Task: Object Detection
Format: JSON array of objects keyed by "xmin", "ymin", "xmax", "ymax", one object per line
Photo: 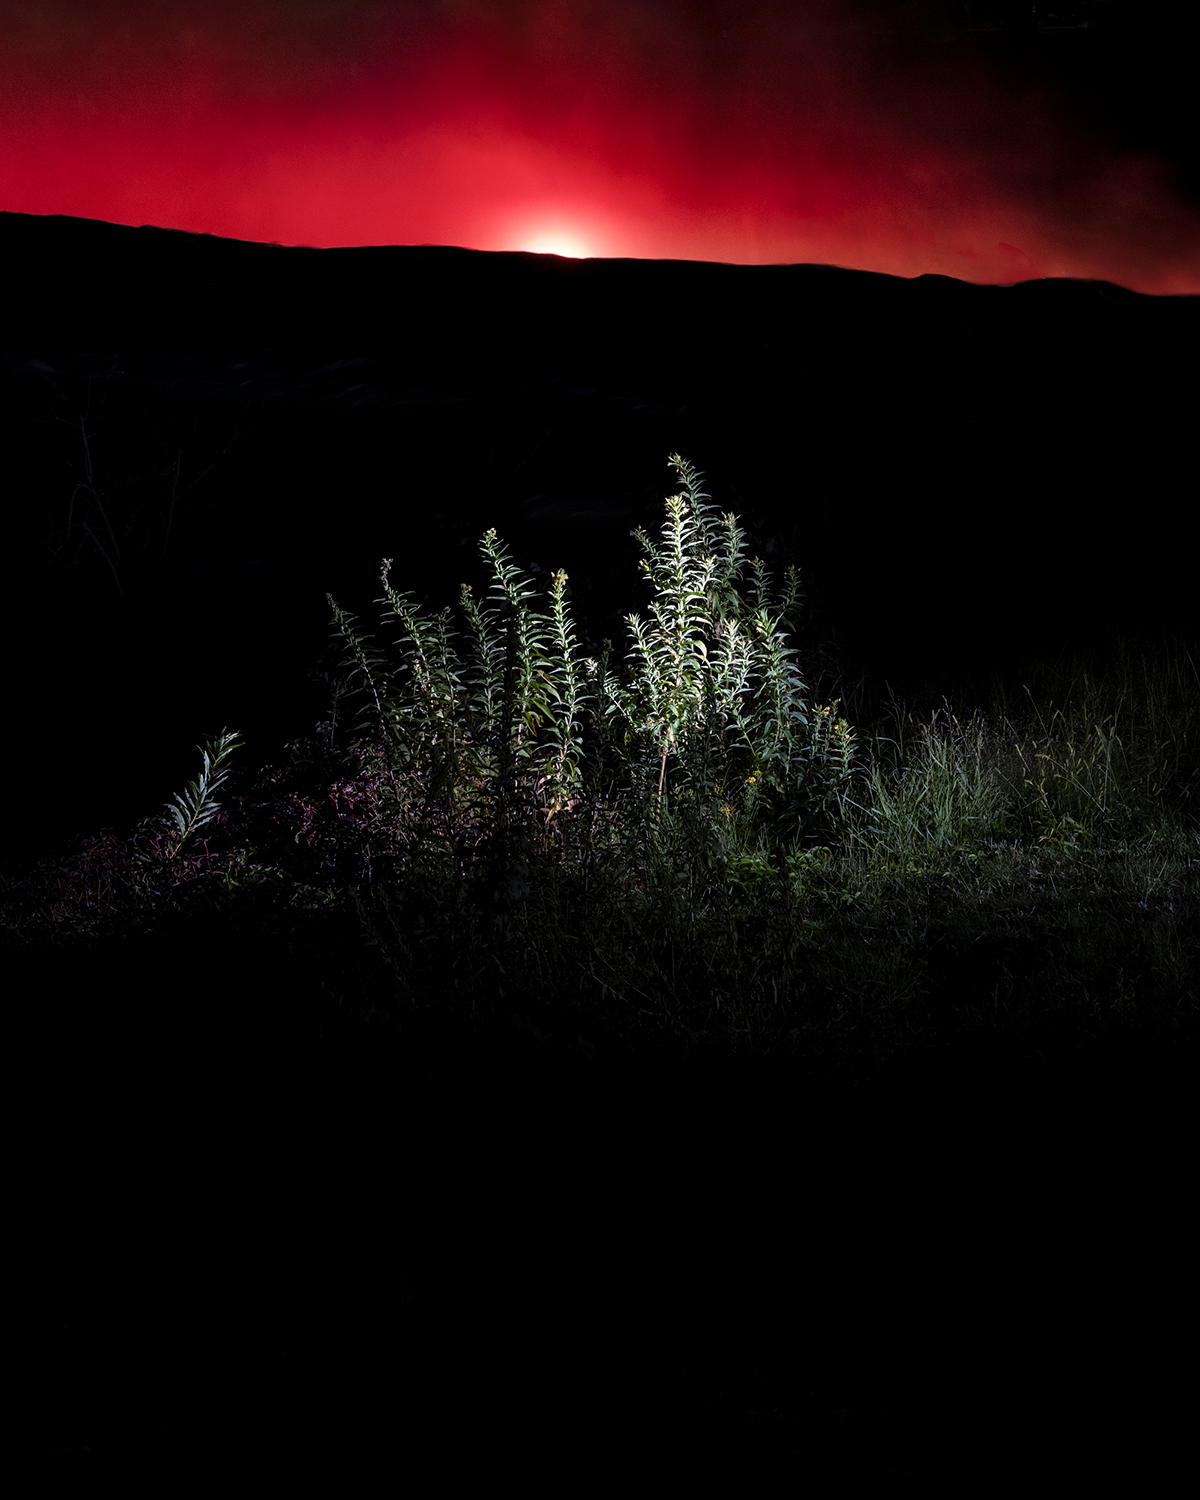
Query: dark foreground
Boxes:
[{"xmin": 15, "ymin": 919, "xmax": 1196, "ymax": 1488}]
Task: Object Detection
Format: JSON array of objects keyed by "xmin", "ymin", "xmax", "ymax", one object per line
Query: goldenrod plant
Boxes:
[
  {"xmin": 620, "ymin": 454, "xmax": 816, "ymax": 806},
  {"xmin": 325, "ymin": 455, "xmax": 853, "ymax": 841},
  {"xmin": 162, "ymin": 728, "xmax": 244, "ymax": 860}
]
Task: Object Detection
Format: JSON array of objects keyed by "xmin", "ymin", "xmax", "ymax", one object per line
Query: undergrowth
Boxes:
[{"xmin": 4, "ymin": 457, "xmax": 1199, "ymax": 1076}]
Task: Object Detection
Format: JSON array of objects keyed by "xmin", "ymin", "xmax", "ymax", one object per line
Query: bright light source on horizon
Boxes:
[{"xmin": 519, "ymin": 233, "xmax": 591, "ymax": 259}]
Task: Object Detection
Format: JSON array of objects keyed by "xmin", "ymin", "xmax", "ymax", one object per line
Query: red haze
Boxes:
[{"xmin": 3, "ymin": 1, "xmax": 1198, "ymax": 292}]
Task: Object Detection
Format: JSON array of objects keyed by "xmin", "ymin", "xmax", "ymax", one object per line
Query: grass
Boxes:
[{"xmin": 4, "ymin": 458, "xmax": 1198, "ymax": 1083}]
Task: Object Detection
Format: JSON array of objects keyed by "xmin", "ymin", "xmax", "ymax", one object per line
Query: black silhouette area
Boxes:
[{"xmin": 6, "ymin": 213, "xmax": 1196, "ymax": 1489}]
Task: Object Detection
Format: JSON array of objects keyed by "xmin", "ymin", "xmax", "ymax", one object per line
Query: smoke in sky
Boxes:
[{"xmin": 3, "ymin": 0, "xmax": 1198, "ymax": 290}]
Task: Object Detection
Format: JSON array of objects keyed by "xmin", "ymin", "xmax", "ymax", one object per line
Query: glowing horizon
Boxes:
[{"xmin": 3, "ymin": 2, "xmax": 1198, "ymax": 293}]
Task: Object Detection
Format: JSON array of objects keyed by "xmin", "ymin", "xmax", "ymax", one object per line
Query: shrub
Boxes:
[
  {"xmin": 323, "ymin": 455, "xmax": 857, "ymax": 855},
  {"xmin": 314, "ymin": 455, "xmax": 858, "ymax": 1044}
]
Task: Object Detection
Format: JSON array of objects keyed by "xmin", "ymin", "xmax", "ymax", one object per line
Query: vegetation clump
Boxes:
[{"xmin": 3, "ymin": 458, "xmax": 1198, "ymax": 1075}]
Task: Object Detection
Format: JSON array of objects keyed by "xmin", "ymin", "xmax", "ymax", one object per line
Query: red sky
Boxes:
[{"xmin": 3, "ymin": 0, "xmax": 1198, "ymax": 291}]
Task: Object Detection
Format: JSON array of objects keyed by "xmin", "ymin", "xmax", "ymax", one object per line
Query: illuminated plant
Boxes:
[
  {"xmin": 326, "ymin": 535, "xmax": 598, "ymax": 836},
  {"xmin": 324, "ymin": 456, "xmax": 855, "ymax": 850},
  {"xmin": 162, "ymin": 728, "xmax": 244, "ymax": 859},
  {"xmin": 618, "ymin": 454, "xmax": 835, "ymax": 811}
]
